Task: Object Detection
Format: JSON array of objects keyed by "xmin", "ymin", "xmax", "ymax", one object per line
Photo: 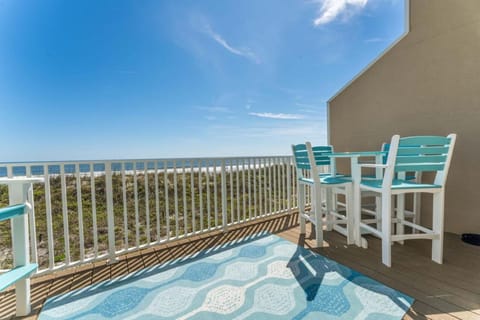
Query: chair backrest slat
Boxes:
[
  {"xmin": 396, "ymin": 146, "xmax": 449, "ymax": 155},
  {"xmin": 292, "ymin": 144, "xmax": 311, "ymax": 171},
  {"xmin": 291, "ymin": 143, "xmax": 334, "ymax": 178},
  {"xmin": 394, "ymin": 136, "xmax": 452, "ymax": 173},
  {"xmin": 382, "ymin": 134, "xmax": 456, "ymax": 188},
  {"xmin": 397, "ymin": 136, "xmax": 451, "ymax": 146},
  {"xmin": 311, "ymin": 145, "xmax": 333, "ymax": 166}
]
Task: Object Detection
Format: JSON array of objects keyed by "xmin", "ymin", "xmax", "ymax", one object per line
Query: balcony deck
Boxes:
[{"xmin": 1, "ymin": 213, "xmax": 479, "ymax": 320}]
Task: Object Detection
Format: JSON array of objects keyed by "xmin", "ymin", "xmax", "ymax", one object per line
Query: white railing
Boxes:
[{"xmin": 0, "ymin": 156, "xmax": 299, "ymax": 275}]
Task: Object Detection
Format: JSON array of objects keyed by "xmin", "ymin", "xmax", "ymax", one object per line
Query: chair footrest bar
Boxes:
[
  {"xmin": 391, "ymin": 234, "xmax": 438, "ymax": 241},
  {"xmin": 359, "ymin": 223, "xmax": 382, "ymax": 238},
  {"xmin": 401, "ymin": 219, "xmax": 434, "ymax": 234},
  {"xmin": 329, "ymin": 211, "xmax": 347, "ymax": 220},
  {"xmin": 361, "ymin": 208, "xmax": 377, "ymax": 216},
  {"xmin": 361, "ymin": 218, "xmax": 379, "ymax": 224}
]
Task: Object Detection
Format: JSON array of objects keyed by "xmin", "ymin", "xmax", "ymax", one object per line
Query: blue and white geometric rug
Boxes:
[{"xmin": 39, "ymin": 233, "xmax": 413, "ymax": 319}]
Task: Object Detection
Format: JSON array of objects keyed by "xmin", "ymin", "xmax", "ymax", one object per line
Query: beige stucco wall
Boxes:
[{"xmin": 328, "ymin": 0, "xmax": 480, "ymax": 234}]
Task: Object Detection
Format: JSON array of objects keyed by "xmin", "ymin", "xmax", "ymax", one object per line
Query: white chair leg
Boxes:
[
  {"xmin": 298, "ymin": 183, "xmax": 306, "ymax": 234},
  {"xmin": 375, "ymin": 195, "xmax": 382, "ymax": 231},
  {"xmin": 314, "ymin": 186, "xmax": 324, "ymax": 247},
  {"xmin": 397, "ymin": 193, "xmax": 405, "ymax": 245},
  {"xmin": 381, "ymin": 192, "xmax": 392, "ymax": 267},
  {"xmin": 325, "ymin": 188, "xmax": 333, "ymax": 231},
  {"xmin": 432, "ymin": 191, "xmax": 445, "ymax": 264},
  {"xmin": 413, "ymin": 192, "xmax": 421, "ymax": 233},
  {"xmin": 346, "ymin": 185, "xmax": 354, "ymax": 245}
]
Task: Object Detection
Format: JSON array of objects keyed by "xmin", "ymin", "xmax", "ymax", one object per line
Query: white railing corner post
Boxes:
[
  {"xmin": 105, "ymin": 162, "xmax": 117, "ymax": 263},
  {"xmin": 221, "ymin": 159, "xmax": 228, "ymax": 232}
]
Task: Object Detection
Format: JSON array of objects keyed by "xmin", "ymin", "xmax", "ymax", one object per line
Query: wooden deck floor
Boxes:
[{"xmin": 1, "ymin": 213, "xmax": 479, "ymax": 320}]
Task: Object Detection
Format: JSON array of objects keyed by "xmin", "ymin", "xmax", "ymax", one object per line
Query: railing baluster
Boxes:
[
  {"xmin": 282, "ymin": 158, "xmax": 286, "ymax": 211},
  {"xmin": 198, "ymin": 160, "xmax": 203, "ymax": 232},
  {"xmin": 60, "ymin": 164, "xmax": 71, "ymax": 265},
  {"xmin": 75, "ymin": 164, "xmax": 85, "ymax": 261},
  {"xmin": 155, "ymin": 161, "xmax": 160, "ymax": 242},
  {"xmin": 213, "ymin": 161, "xmax": 218, "ymax": 228},
  {"xmin": 287, "ymin": 158, "xmax": 292, "ymax": 214},
  {"xmin": 206, "ymin": 161, "xmax": 211, "ymax": 229},
  {"xmin": 144, "ymin": 161, "xmax": 150, "ymax": 244},
  {"xmin": 221, "ymin": 159, "xmax": 227, "ymax": 231},
  {"xmin": 91, "ymin": 163, "xmax": 99, "ymax": 256},
  {"xmin": 121, "ymin": 163, "xmax": 128, "ymax": 250},
  {"xmin": 264, "ymin": 159, "xmax": 268, "ymax": 216},
  {"xmin": 278, "ymin": 158, "xmax": 282, "ymax": 211},
  {"xmin": 182, "ymin": 160, "xmax": 187, "ymax": 235},
  {"xmin": 164, "ymin": 160, "xmax": 170, "ymax": 241},
  {"xmin": 253, "ymin": 158, "xmax": 257, "ymax": 218},
  {"xmin": 173, "ymin": 160, "xmax": 179, "ymax": 238},
  {"xmin": 190, "ymin": 161, "xmax": 196, "ymax": 234},
  {"xmin": 229, "ymin": 160, "xmax": 234, "ymax": 223},
  {"xmin": 133, "ymin": 163, "xmax": 140, "ymax": 248},
  {"xmin": 258, "ymin": 159, "xmax": 262, "ymax": 217},
  {"xmin": 247, "ymin": 159, "xmax": 251, "ymax": 220},
  {"xmin": 43, "ymin": 165, "xmax": 54, "ymax": 269}
]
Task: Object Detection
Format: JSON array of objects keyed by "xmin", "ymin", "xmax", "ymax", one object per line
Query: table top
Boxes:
[{"xmin": 329, "ymin": 151, "xmax": 386, "ymax": 158}]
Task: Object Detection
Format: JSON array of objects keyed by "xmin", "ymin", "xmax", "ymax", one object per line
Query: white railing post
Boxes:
[
  {"xmin": 221, "ymin": 159, "xmax": 228, "ymax": 232},
  {"xmin": 287, "ymin": 157, "xmax": 292, "ymax": 214},
  {"xmin": 105, "ymin": 162, "xmax": 117, "ymax": 263}
]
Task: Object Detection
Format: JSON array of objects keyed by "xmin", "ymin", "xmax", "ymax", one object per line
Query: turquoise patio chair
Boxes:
[
  {"xmin": 357, "ymin": 134, "xmax": 456, "ymax": 267},
  {"xmin": 291, "ymin": 142, "xmax": 354, "ymax": 247}
]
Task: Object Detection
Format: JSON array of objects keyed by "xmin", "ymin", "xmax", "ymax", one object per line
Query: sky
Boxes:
[{"xmin": 0, "ymin": 0, "xmax": 405, "ymax": 161}]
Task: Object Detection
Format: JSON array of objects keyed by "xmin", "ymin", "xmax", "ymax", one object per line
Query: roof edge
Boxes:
[
  {"xmin": 327, "ymin": 0, "xmax": 410, "ymax": 145},
  {"xmin": 327, "ymin": 0, "xmax": 410, "ymax": 105}
]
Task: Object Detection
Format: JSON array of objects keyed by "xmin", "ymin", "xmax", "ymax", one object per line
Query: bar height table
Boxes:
[{"xmin": 328, "ymin": 151, "xmax": 386, "ymax": 248}]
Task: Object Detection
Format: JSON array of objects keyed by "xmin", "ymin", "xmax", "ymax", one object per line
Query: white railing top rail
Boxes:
[{"xmin": 0, "ymin": 155, "xmax": 292, "ymax": 167}]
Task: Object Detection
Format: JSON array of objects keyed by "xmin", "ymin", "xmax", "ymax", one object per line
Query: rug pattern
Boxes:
[{"xmin": 39, "ymin": 234, "xmax": 413, "ymax": 319}]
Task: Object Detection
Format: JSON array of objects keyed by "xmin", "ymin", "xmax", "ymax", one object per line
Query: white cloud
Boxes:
[
  {"xmin": 196, "ymin": 106, "xmax": 231, "ymax": 113},
  {"xmin": 203, "ymin": 24, "xmax": 260, "ymax": 64},
  {"xmin": 313, "ymin": 0, "xmax": 368, "ymax": 26},
  {"xmin": 248, "ymin": 112, "xmax": 305, "ymax": 120}
]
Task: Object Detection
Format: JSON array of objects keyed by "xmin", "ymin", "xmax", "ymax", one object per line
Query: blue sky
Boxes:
[{"xmin": 0, "ymin": 0, "xmax": 405, "ymax": 161}]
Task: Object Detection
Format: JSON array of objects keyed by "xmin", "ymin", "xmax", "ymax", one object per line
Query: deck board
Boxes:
[{"xmin": 1, "ymin": 212, "xmax": 479, "ymax": 320}]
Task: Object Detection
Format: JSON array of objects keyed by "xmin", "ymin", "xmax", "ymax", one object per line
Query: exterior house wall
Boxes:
[{"xmin": 328, "ymin": 0, "xmax": 480, "ymax": 234}]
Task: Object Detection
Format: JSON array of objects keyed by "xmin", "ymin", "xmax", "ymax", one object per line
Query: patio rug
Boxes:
[{"xmin": 39, "ymin": 233, "xmax": 413, "ymax": 319}]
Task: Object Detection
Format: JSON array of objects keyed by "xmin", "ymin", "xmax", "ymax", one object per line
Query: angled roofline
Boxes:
[{"xmin": 327, "ymin": 0, "xmax": 410, "ymax": 144}]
